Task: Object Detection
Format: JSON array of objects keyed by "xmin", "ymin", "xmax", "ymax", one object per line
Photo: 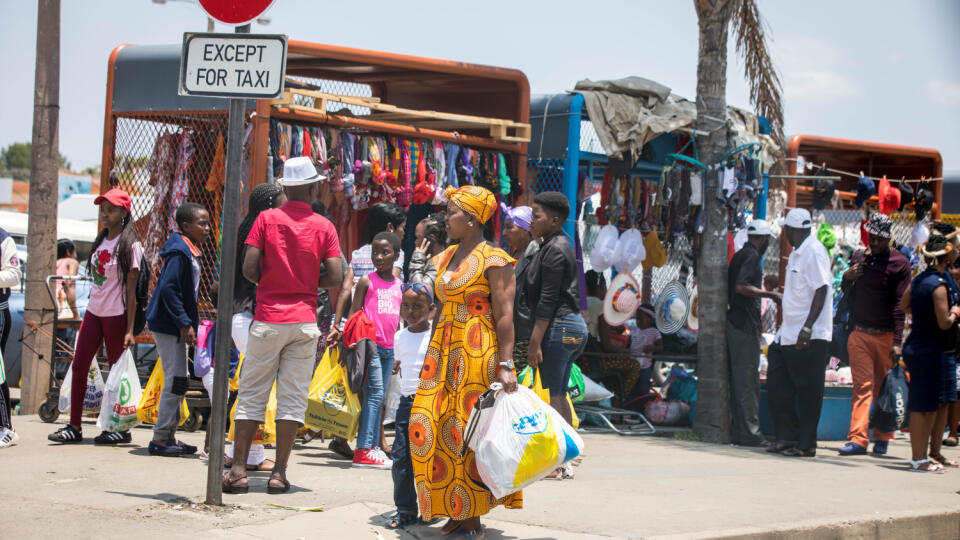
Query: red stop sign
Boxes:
[{"xmin": 198, "ymin": 0, "xmax": 276, "ymax": 25}]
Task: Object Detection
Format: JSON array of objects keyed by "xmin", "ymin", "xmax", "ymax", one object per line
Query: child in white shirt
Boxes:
[{"xmin": 387, "ymin": 282, "xmax": 435, "ymax": 529}]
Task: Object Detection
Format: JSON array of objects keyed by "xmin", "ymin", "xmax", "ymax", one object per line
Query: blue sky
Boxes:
[{"xmin": 1, "ymin": 0, "xmax": 958, "ymax": 174}]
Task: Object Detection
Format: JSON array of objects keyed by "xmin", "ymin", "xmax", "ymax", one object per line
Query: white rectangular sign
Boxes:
[{"xmin": 179, "ymin": 33, "xmax": 287, "ymax": 99}]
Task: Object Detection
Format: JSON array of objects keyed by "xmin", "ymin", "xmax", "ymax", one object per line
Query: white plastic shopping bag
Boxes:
[
  {"xmin": 96, "ymin": 350, "xmax": 142, "ymax": 432},
  {"xmin": 59, "ymin": 361, "xmax": 105, "ymax": 415},
  {"xmin": 382, "ymin": 375, "xmax": 402, "ymax": 425},
  {"xmin": 471, "ymin": 385, "xmax": 584, "ymax": 499}
]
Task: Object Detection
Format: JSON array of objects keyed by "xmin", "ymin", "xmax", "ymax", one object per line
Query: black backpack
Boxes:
[{"xmin": 132, "ymin": 254, "xmax": 151, "ymax": 335}]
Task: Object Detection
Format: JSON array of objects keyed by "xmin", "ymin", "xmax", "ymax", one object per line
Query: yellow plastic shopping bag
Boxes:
[
  {"xmin": 137, "ymin": 359, "xmax": 191, "ymax": 426},
  {"xmin": 523, "ymin": 367, "xmax": 580, "ymax": 430},
  {"xmin": 305, "ymin": 346, "xmax": 361, "ymax": 440},
  {"xmin": 227, "ymin": 382, "xmax": 277, "ymax": 445}
]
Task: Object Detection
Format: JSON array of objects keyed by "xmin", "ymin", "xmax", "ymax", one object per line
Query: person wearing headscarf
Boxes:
[
  {"xmin": 837, "ymin": 213, "xmax": 911, "ymax": 457},
  {"xmin": 410, "ymin": 185, "xmax": 521, "ymax": 537},
  {"xmin": 900, "ymin": 228, "xmax": 960, "ymax": 472},
  {"xmin": 501, "ymin": 202, "xmax": 538, "ymax": 373}
]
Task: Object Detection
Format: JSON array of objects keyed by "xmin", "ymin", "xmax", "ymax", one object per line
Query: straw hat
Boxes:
[{"xmin": 603, "ymin": 271, "xmax": 641, "ymax": 327}]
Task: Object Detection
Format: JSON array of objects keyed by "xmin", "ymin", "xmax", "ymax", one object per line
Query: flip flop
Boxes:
[
  {"xmin": 909, "ymin": 459, "xmax": 945, "ymax": 473},
  {"xmin": 222, "ymin": 472, "xmax": 249, "ymax": 494},
  {"xmin": 267, "ymin": 473, "xmax": 290, "ymax": 494},
  {"xmin": 781, "ymin": 447, "xmax": 816, "ymax": 457},
  {"xmin": 943, "ymin": 437, "xmax": 959, "ymax": 447},
  {"xmin": 930, "ymin": 454, "xmax": 960, "ymax": 467},
  {"xmin": 386, "ymin": 512, "xmax": 417, "ymax": 530}
]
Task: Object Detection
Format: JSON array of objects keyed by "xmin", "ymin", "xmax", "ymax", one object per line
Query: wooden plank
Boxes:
[{"xmin": 274, "ymin": 88, "xmax": 531, "ymax": 142}]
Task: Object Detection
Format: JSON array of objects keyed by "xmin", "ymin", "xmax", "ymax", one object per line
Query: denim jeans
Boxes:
[
  {"xmin": 539, "ymin": 313, "xmax": 588, "ymax": 396},
  {"xmin": 391, "ymin": 395, "xmax": 417, "ymax": 516},
  {"xmin": 357, "ymin": 345, "xmax": 394, "ymax": 449}
]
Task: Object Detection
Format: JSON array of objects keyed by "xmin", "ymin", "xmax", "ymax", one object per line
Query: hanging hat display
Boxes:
[
  {"xmin": 641, "ymin": 231, "xmax": 668, "ymax": 269},
  {"xmin": 877, "ymin": 177, "xmax": 900, "ymax": 215},
  {"xmin": 854, "ymin": 175, "xmax": 875, "ymax": 209},
  {"xmin": 612, "ymin": 228, "xmax": 646, "ymax": 272},
  {"xmin": 654, "ymin": 281, "xmax": 690, "ymax": 335},
  {"xmin": 914, "ymin": 181, "xmax": 934, "ymax": 221},
  {"xmin": 686, "ymin": 285, "xmax": 699, "ymax": 332},
  {"xmin": 603, "ymin": 271, "xmax": 641, "ymax": 327},
  {"xmin": 590, "ymin": 225, "xmax": 620, "ymax": 271},
  {"xmin": 812, "ymin": 171, "xmax": 836, "ymax": 211},
  {"xmin": 898, "ymin": 180, "xmax": 914, "ymax": 211}
]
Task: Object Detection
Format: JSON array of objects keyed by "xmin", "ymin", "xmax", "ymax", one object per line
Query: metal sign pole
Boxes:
[{"xmin": 205, "ymin": 22, "xmax": 251, "ymax": 507}]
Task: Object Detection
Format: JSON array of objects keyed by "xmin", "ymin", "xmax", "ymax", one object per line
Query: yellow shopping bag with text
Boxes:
[
  {"xmin": 227, "ymin": 382, "xmax": 277, "ymax": 446},
  {"xmin": 136, "ymin": 359, "xmax": 191, "ymax": 426},
  {"xmin": 305, "ymin": 346, "xmax": 361, "ymax": 440}
]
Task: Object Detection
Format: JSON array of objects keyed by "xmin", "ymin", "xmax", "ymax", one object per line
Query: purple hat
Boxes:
[{"xmin": 500, "ymin": 202, "xmax": 533, "ymax": 231}]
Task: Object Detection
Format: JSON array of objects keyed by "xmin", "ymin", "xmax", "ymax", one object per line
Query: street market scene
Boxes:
[{"xmin": 1, "ymin": 1, "xmax": 960, "ymax": 539}]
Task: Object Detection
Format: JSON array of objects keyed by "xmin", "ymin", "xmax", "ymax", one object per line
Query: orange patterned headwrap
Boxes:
[{"xmin": 445, "ymin": 185, "xmax": 497, "ymax": 224}]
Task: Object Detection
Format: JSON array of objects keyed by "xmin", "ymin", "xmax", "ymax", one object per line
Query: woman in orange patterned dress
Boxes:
[{"xmin": 410, "ymin": 186, "xmax": 521, "ymax": 538}]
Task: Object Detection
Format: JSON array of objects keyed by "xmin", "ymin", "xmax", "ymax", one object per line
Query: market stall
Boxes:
[
  {"xmin": 527, "ymin": 77, "xmax": 781, "ymax": 423},
  {"xmin": 99, "ymin": 40, "xmax": 532, "ymax": 320}
]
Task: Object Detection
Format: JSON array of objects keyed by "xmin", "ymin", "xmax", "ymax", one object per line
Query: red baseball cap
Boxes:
[{"xmin": 94, "ymin": 188, "xmax": 132, "ymax": 212}]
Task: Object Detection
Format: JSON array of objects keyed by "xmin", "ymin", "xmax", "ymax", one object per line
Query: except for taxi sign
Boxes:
[{"xmin": 179, "ymin": 33, "xmax": 287, "ymax": 99}]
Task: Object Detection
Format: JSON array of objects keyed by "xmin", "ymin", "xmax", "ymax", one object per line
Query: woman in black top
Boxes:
[{"xmin": 524, "ymin": 191, "xmax": 588, "ymax": 427}]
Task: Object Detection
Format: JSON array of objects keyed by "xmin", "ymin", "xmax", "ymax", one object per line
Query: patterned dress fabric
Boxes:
[{"xmin": 411, "ymin": 242, "xmax": 522, "ymax": 520}]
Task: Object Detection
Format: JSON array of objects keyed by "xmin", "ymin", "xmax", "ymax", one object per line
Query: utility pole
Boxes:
[
  {"xmin": 205, "ymin": 22, "xmax": 251, "ymax": 507},
  {"xmin": 21, "ymin": 0, "xmax": 61, "ymax": 414}
]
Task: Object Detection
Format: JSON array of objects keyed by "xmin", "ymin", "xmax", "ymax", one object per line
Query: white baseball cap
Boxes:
[
  {"xmin": 746, "ymin": 219, "xmax": 774, "ymax": 236},
  {"xmin": 779, "ymin": 208, "xmax": 812, "ymax": 229},
  {"xmin": 278, "ymin": 156, "xmax": 326, "ymax": 187}
]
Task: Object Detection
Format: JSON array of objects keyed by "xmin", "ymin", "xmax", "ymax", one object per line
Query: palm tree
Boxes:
[{"xmin": 693, "ymin": 0, "xmax": 783, "ymax": 443}]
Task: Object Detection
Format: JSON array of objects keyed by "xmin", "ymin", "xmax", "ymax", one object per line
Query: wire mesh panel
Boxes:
[
  {"xmin": 108, "ymin": 112, "xmax": 235, "ymax": 319},
  {"xmin": 286, "ymin": 75, "xmax": 374, "ymax": 116},
  {"xmin": 522, "ymin": 158, "xmax": 566, "ymax": 205},
  {"xmin": 579, "ymin": 120, "xmax": 605, "ymax": 155}
]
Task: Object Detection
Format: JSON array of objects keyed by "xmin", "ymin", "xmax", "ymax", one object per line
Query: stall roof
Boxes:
[{"xmin": 109, "ymin": 40, "xmax": 529, "ymax": 125}]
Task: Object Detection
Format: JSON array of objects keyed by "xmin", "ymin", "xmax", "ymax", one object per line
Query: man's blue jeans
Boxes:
[
  {"xmin": 357, "ymin": 345, "xmax": 393, "ymax": 449},
  {"xmin": 391, "ymin": 395, "xmax": 417, "ymax": 516}
]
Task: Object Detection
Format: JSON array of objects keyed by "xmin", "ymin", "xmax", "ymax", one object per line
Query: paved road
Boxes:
[{"xmin": 3, "ymin": 415, "xmax": 960, "ymax": 539}]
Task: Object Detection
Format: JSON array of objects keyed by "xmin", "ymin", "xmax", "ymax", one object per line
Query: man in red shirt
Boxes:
[{"xmin": 224, "ymin": 157, "xmax": 343, "ymax": 494}]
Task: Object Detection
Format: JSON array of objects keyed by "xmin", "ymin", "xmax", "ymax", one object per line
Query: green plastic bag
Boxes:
[{"xmin": 518, "ymin": 365, "xmax": 586, "ymax": 403}]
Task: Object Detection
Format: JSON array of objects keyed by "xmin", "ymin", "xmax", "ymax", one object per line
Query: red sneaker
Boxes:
[{"xmin": 352, "ymin": 448, "xmax": 392, "ymax": 469}]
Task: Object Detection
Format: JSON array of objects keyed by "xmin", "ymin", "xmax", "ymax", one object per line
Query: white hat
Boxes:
[
  {"xmin": 746, "ymin": 219, "xmax": 774, "ymax": 236},
  {"xmin": 654, "ymin": 281, "xmax": 689, "ymax": 335},
  {"xmin": 278, "ymin": 156, "xmax": 325, "ymax": 186},
  {"xmin": 778, "ymin": 208, "xmax": 812, "ymax": 229},
  {"xmin": 603, "ymin": 271, "xmax": 641, "ymax": 327}
]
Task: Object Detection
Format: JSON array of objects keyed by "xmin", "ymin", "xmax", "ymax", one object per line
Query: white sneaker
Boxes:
[
  {"xmin": 372, "ymin": 447, "xmax": 394, "ymax": 467},
  {"xmin": 0, "ymin": 428, "xmax": 19, "ymax": 449}
]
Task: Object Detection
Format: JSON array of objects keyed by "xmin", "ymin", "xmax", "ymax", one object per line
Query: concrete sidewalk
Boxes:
[{"xmin": 3, "ymin": 415, "xmax": 960, "ymax": 539}]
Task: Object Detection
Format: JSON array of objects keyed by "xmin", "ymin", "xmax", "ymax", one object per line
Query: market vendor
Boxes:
[{"xmin": 727, "ymin": 219, "xmax": 780, "ymax": 447}]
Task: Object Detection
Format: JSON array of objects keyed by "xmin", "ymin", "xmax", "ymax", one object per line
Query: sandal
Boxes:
[
  {"xmin": 329, "ymin": 439, "xmax": 354, "ymax": 460},
  {"xmin": 463, "ymin": 525, "xmax": 486, "ymax": 539},
  {"xmin": 267, "ymin": 472, "xmax": 290, "ymax": 494},
  {"xmin": 440, "ymin": 518, "xmax": 463, "ymax": 536},
  {"xmin": 909, "ymin": 459, "xmax": 945, "ymax": 473},
  {"xmin": 930, "ymin": 454, "xmax": 960, "ymax": 467},
  {"xmin": 222, "ymin": 472, "xmax": 249, "ymax": 494},
  {"xmin": 248, "ymin": 458, "xmax": 275, "ymax": 472},
  {"xmin": 766, "ymin": 442, "xmax": 793, "ymax": 454},
  {"xmin": 943, "ymin": 436, "xmax": 959, "ymax": 447},
  {"xmin": 302, "ymin": 429, "xmax": 322, "ymax": 445},
  {"xmin": 386, "ymin": 512, "xmax": 417, "ymax": 530}
]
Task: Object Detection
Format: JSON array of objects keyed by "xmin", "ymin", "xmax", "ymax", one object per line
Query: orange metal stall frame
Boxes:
[
  {"xmin": 779, "ymin": 134, "xmax": 943, "ymax": 279},
  {"xmin": 98, "ymin": 40, "xmax": 531, "ymax": 323}
]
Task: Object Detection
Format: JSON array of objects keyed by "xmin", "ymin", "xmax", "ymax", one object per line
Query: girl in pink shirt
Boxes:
[{"xmin": 349, "ymin": 232, "xmax": 402, "ymax": 468}]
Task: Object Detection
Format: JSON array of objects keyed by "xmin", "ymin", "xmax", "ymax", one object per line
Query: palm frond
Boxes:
[{"xmin": 731, "ymin": 0, "xmax": 784, "ymax": 145}]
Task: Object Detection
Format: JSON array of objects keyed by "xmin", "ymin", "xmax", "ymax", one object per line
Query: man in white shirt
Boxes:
[{"xmin": 766, "ymin": 209, "xmax": 833, "ymax": 458}]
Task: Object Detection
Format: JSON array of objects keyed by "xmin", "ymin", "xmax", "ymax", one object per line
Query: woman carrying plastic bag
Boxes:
[
  {"xmin": 466, "ymin": 384, "xmax": 584, "ymax": 498},
  {"xmin": 97, "ymin": 349, "xmax": 142, "ymax": 432}
]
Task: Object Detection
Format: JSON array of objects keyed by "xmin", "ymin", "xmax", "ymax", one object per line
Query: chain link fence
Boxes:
[{"xmin": 107, "ymin": 112, "xmax": 234, "ymax": 319}]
